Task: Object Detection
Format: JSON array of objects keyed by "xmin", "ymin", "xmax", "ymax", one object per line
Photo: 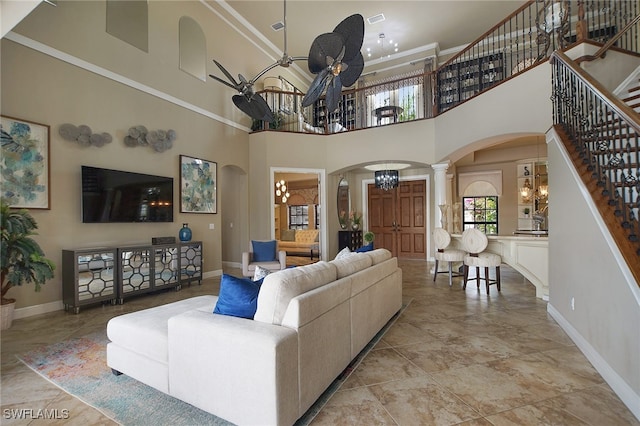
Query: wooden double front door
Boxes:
[{"xmin": 367, "ymin": 179, "xmax": 427, "ymax": 259}]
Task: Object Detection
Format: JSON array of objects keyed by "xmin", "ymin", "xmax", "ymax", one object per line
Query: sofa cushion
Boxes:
[
  {"xmin": 252, "ymin": 240, "xmax": 277, "ymax": 262},
  {"xmin": 365, "ymin": 248, "xmax": 392, "ymax": 264},
  {"xmin": 107, "ymin": 295, "xmax": 217, "ymax": 363},
  {"xmin": 281, "ymin": 229, "xmax": 296, "ymax": 242},
  {"xmin": 254, "ymin": 261, "xmax": 337, "ymax": 325},
  {"xmin": 214, "ymin": 274, "xmax": 263, "ymax": 319},
  {"xmin": 330, "ymin": 253, "xmax": 373, "ymax": 279},
  {"xmin": 294, "ymin": 229, "xmax": 319, "ymax": 244}
]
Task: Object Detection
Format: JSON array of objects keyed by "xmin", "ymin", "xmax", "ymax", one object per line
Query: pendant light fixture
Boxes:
[
  {"xmin": 275, "ymin": 179, "xmax": 290, "ymax": 203},
  {"xmin": 374, "ymin": 170, "xmax": 399, "ymax": 191}
]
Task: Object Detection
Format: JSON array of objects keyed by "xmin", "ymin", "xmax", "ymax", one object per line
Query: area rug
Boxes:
[{"xmin": 18, "ymin": 301, "xmax": 410, "ymax": 426}]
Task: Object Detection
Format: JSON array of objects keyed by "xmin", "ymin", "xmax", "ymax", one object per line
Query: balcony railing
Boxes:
[{"xmin": 253, "ymin": 0, "xmax": 638, "ymax": 134}]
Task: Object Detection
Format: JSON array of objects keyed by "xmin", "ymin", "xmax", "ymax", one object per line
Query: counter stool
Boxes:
[
  {"xmin": 433, "ymin": 228, "xmax": 466, "ymax": 286},
  {"xmin": 461, "ymin": 228, "xmax": 502, "ymax": 294}
]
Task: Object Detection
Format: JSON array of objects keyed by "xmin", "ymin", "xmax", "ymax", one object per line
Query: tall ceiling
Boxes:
[{"xmin": 211, "ymin": 0, "xmax": 527, "ymax": 84}]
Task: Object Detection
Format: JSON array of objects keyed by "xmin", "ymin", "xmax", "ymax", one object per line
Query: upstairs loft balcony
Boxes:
[{"xmin": 251, "ymin": 0, "xmax": 638, "ymax": 135}]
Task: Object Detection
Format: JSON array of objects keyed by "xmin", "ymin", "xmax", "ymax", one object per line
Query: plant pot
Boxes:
[{"xmin": 1, "ymin": 300, "xmax": 16, "ymax": 330}]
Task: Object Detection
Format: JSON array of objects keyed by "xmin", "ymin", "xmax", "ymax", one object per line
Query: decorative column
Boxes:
[
  {"xmin": 446, "ymin": 173, "xmax": 455, "ymax": 232},
  {"xmin": 431, "ymin": 162, "xmax": 450, "ymax": 230}
]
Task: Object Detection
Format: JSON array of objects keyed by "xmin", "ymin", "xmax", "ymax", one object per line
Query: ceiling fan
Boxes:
[{"xmin": 209, "ymin": 1, "xmax": 365, "ymax": 123}]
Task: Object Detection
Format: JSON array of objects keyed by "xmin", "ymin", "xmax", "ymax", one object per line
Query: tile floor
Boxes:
[{"xmin": 1, "ymin": 260, "xmax": 637, "ymax": 425}]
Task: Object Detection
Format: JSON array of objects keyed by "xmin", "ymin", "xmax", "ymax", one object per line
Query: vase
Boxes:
[
  {"xmin": 0, "ymin": 300, "xmax": 15, "ymax": 330},
  {"xmin": 179, "ymin": 223, "xmax": 192, "ymax": 242},
  {"xmin": 439, "ymin": 204, "xmax": 449, "ymax": 230},
  {"xmin": 340, "ymin": 223, "xmax": 347, "ymax": 230},
  {"xmin": 351, "ymin": 223, "xmax": 359, "ymax": 231},
  {"xmin": 453, "ymin": 202, "xmax": 461, "ymax": 234}
]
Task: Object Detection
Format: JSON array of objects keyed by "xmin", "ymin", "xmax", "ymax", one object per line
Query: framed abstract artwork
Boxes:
[
  {"xmin": 180, "ymin": 155, "xmax": 217, "ymax": 214},
  {"xmin": 0, "ymin": 115, "xmax": 51, "ymax": 209}
]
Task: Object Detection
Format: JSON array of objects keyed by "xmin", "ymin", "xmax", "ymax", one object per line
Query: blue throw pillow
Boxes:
[
  {"xmin": 252, "ymin": 240, "xmax": 277, "ymax": 262},
  {"xmin": 355, "ymin": 242, "xmax": 374, "ymax": 253},
  {"xmin": 213, "ymin": 274, "xmax": 263, "ymax": 319}
]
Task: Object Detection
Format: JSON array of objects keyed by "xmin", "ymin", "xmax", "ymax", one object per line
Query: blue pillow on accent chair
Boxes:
[
  {"xmin": 252, "ymin": 240, "xmax": 277, "ymax": 262},
  {"xmin": 355, "ymin": 242, "xmax": 374, "ymax": 253},
  {"xmin": 213, "ymin": 274, "xmax": 263, "ymax": 319}
]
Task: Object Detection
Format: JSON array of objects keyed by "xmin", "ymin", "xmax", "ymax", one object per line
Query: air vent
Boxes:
[
  {"xmin": 271, "ymin": 21, "xmax": 285, "ymax": 31},
  {"xmin": 367, "ymin": 13, "xmax": 385, "ymax": 25}
]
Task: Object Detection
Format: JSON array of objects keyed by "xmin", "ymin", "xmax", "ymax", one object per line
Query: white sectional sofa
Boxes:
[{"xmin": 106, "ymin": 248, "xmax": 402, "ymax": 426}]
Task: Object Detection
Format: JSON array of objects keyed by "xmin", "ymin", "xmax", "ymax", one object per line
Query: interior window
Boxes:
[
  {"xmin": 462, "ymin": 196, "xmax": 498, "ymax": 234},
  {"xmin": 288, "ymin": 205, "xmax": 309, "ymax": 230}
]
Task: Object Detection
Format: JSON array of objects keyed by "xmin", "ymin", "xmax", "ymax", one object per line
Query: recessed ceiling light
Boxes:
[
  {"xmin": 365, "ymin": 163, "xmax": 411, "ymax": 171},
  {"xmin": 367, "ymin": 13, "xmax": 385, "ymax": 25}
]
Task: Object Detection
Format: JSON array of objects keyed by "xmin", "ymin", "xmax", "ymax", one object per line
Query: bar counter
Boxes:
[{"xmin": 450, "ymin": 233, "xmax": 549, "ymax": 300}]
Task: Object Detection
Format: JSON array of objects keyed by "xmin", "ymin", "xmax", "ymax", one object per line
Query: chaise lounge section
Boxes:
[{"xmin": 106, "ymin": 248, "xmax": 402, "ymax": 425}]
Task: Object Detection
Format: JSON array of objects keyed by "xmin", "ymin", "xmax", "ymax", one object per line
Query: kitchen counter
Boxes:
[{"xmin": 451, "ymin": 233, "xmax": 548, "ymax": 300}]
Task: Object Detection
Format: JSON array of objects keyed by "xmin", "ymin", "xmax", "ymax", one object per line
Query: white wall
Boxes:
[{"xmin": 547, "ymin": 130, "xmax": 640, "ymax": 418}]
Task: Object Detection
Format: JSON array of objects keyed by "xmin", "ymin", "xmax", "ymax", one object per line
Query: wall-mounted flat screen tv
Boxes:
[{"xmin": 81, "ymin": 166, "xmax": 174, "ymax": 223}]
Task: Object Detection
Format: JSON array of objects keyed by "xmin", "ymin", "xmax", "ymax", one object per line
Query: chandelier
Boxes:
[
  {"xmin": 366, "ymin": 32, "xmax": 399, "ymax": 59},
  {"xmin": 275, "ymin": 180, "xmax": 290, "ymax": 203},
  {"xmin": 538, "ymin": 184, "xmax": 549, "ymax": 198},
  {"xmin": 375, "ymin": 170, "xmax": 399, "ymax": 191},
  {"xmin": 519, "ymin": 178, "xmax": 532, "ymax": 202}
]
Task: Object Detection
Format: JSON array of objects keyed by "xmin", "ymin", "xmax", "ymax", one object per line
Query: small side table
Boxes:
[
  {"xmin": 374, "ymin": 106, "xmax": 403, "ymax": 125},
  {"xmin": 310, "ymin": 244, "xmax": 320, "ymax": 260}
]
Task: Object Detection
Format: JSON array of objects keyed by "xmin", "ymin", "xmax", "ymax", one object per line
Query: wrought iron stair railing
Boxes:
[{"xmin": 551, "ymin": 50, "xmax": 640, "ymax": 282}]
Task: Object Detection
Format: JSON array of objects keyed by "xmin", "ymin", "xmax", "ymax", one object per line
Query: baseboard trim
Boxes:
[
  {"xmin": 222, "ymin": 261, "xmax": 242, "ymax": 270},
  {"xmin": 203, "ymin": 269, "xmax": 223, "ymax": 279},
  {"xmin": 15, "ymin": 269, "xmax": 223, "ymax": 319},
  {"xmin": 14, "ymin": 300, "xmax": 64, "ymax": 320},
  {"xmin": 547, "ymin": 303, "xmax": 640, "ymax": 421}
]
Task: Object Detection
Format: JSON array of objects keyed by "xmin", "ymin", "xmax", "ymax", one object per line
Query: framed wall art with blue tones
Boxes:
[
  {"xmin": 1, "ymin": 116, "xmax": 50, "ymax": 209},
  {"xmin": 180, "ymin": 155, "xmax": 217, "ymax": 214}
]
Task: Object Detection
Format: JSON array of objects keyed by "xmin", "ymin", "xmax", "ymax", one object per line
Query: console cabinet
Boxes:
[
  {"xmin": 62, "ymin": 241, "xmax": 202, "ymax": 313},
  {"xmin": 338, "ymin": 230, "xmax": 363, "ymax": 251},
  {"xmin": 62, "ymin": 248, "xmax": 118, "ymax": 314}
]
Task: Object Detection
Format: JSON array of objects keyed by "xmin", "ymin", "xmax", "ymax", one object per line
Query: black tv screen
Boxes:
[{"xmin": 81, "ymin": 166, "xmax": 174, "ymax": 223}]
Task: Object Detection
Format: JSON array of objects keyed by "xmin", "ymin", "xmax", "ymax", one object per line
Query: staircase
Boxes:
[
  {"xmin": 620, "ymin": 76, "xmax": 640, "ymax": 114},
  {"xmin": 623, "ymin": 83, "xmax": 640, "ymax": 113},
  {"xmin": 551, "ymin": 51, "xmax": 640, "ymax": 284}
]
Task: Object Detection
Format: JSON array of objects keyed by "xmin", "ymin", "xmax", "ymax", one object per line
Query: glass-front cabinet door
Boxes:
[{"xmin": 62, "ymin": 248, "xmax": 117, "ymax": 314}]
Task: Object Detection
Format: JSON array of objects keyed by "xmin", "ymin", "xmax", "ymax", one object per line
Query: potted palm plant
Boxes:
[
  {"xmin": 1, "ymin": 199, "xmax": 55, "ymax": 329},
  {"xmin": 363, "ymin": 231, "xmax": 375, "ymax": 245}
]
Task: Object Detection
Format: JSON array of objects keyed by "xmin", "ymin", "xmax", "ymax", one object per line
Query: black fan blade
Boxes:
[
  {"xmin": 325, "ymin": 75, "xmax": 343, "ymax": 112},
  {"xmin": 301, "ymin": 68, "xmax": 331, "ymax": 107},
  {"xmin": 333, "ymin": 14, "xmax": 364, "ymax": 62},
  {"xmin": 233, "ymin": 94, "xmax": 274, "ymax": 123},
  {"xmin": 213, "ymin": 60, "xmax": 240, "ymax": 88},
  {"xmin": 307, "ymin": 32, "xmax": 344, "ymax": 74},
  {"xmin": 339, "ymin": 52, "xmax": 364, "ymax": 87},
  {"xmin": 209, "ymin": 74, "xmax": 238, "ymax": 90}
]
